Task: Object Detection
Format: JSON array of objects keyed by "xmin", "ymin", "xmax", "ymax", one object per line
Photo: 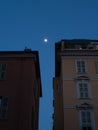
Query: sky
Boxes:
[{"xmin": 0, "ymin": 0, "xmax": 98, "ymax": 130}]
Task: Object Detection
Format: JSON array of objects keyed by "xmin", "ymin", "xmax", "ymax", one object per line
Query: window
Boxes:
[
  {"xmin": 0, "ymin": 96, "xmax": 8, "ymax": 119},
  {"xmin": 0, "ymin": 64, "xmax": 6, "ymax": 80},
  {"xmin": 76, "ymin": 60, "xmax": 87, "ymax": 73},
  {"xmin": 95, "ymin": 61, "xmax": 98, "ymax": 73},
  {"xmin": 77, "ymin": 80, "xmax": 91, "ymax": 99},
  {"xmin": 79, "ymin": 110, "xmax": 95, "ymax": 130}
]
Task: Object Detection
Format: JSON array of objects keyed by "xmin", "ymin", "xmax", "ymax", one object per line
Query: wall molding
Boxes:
[
  {"xmin": 63, "ymin": 77, "xmax": 98, "ymax": 81},
  {"xmin": 64, "ymin": 104, "xmax": 98, "ymax": 109}
]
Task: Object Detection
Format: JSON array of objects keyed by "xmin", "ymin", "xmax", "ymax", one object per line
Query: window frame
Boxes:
[
  {"xmin": 0, "ymin": 64, "xmax": 7, "ymax": 80},
  {"xmin": 0, "ymin": 96, "xmax": 8, "ymax": 119},
  {"xmin": 79, "ymin": 110, "xmax": 95, "ymax": 130},
  {"xmin": 76, "ymin": 60, "xmax": 87, "ymax": 74},
  {"xmin": 77, "ymin": 80, "xmax": 92, "ymax": 99}
]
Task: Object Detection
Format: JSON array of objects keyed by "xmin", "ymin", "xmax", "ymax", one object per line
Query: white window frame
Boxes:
[
  {"xmin": 0, "ymin": 64, "xmax": 6, "ymax": 80},
  {"xmin": 77, "ymin": 80, "xmax": 92, "ymax": 99},
  {"xmin": 79, "ymin": 110, "xmax": 95, "ymax": 130},
  {"xmin": 76, "ymin": 60, "xmax": 87, "ymax": 74}
]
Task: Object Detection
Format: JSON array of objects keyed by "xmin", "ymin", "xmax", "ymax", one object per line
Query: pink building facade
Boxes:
[{"xmin": 0, "ymin": 49, "xmax": 42, "ymax": 130}]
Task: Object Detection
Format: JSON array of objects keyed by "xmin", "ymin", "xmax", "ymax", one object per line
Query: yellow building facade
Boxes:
[{"xmin": 53, "ymin": 39, "xmax": 98, "ymax": 130}]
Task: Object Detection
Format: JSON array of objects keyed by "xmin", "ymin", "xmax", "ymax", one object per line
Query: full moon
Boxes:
[{"xmin": 44, "ymin": 38, "xmax": 48, "ymax": 42}]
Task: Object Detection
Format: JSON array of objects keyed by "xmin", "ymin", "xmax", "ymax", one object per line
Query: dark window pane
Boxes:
[
  {"xmin": 85, "ymin": 92, "xmax": 89, "ymax": 98},
  {"xmin": 0, "ymin": 97, "xmax": 8, "ymax": 119},
  {"xmin": 1, "ymin": 72, "xmax": 6, "ymax": 79},
  {"xmin": 82, "ymin": 127, "xmax": 87, "ymax": 130},
  {"xmin": 2, "ymin": 64, "xmax": 6, "ymax": 71},
  {"xmin": 80, "ymin": 92, "xmax": 84, "ymax": 98},
  {"xmin": 88, "ymin": 127, "xmax": 92, "ymax": 130}
]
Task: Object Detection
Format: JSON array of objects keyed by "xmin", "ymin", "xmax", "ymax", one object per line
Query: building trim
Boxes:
[
  {"xmin": 64, "ymin": 105, "xmax": 76, "ymax": 109},
  {"xmin": 62, "ymin": 78, "xmax": 74, "ymax": 80},
  {"xmin": 60, "ymin": 50, "xmax": 98, "ymax": 57},
  {"xmin": 63, "ymin": 77, "xmax": 98, "ymax": 81},
  {"xmin": 61, "ymin": 56, "xmax": 98, "ymax": 59},
  {"xmin": 64, "ymin": 104, "xmax": 98, "ymax": 109}
]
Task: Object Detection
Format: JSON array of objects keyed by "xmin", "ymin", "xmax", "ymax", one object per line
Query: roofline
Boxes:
[
  {"xmin": 0, "ymin": 50, "xmax": 38, "ymax": 54},
  {"xmin": 56, "ymin": 39, "xmax": 98, "ymax": 43}
]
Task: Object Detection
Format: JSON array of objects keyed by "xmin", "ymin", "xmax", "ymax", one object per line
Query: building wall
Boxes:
[
  {"xmin": 53, "ymin": 77, "xmax": 64, "ymax": 130},
  {"xmin": 61, "ymin": 56, "xmax": 98, "ymax": 77},
  {"xmin": 61, "ymin": 56, "xmax": 98, "ymax": 130},
  {"xmin": 53, "ymin": 40, "xmax": 98, "ymax": 130},
  {"xmin": 0, "ymin": 54, "xmax": 41, "ymax": 130}
]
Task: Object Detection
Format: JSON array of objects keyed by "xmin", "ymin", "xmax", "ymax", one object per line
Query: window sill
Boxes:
[
  {"xmin": 78, "ymin": 98, "xmax": 92, "ymax": 100},
  {"xmin": 77, "ymin": 72, "xmax": 87, "ymax": 74}
]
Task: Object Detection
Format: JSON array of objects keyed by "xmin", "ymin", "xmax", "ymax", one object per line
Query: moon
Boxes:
[{"xmin": 44, "ymin": 38, "xmax": 48, "ymax": 43}]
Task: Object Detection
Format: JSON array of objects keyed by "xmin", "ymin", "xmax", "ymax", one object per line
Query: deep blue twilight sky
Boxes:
[{"xmin": 0, "ymin": 0, "xmax": 98, "ymax": 130}]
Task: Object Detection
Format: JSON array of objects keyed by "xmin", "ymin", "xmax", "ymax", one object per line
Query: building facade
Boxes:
[
  {"xmin": 53, "ymin": 39, "xmax": 98, "ymax": 130},
  {"xmin": 0, "ymin": 49, "xmax": 42, "ymax": 130}
]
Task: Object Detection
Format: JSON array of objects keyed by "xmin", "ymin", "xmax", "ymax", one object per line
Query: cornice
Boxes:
[{"xmin": 60, "ymin": 49, "xmax": 98, "ymax": 57}]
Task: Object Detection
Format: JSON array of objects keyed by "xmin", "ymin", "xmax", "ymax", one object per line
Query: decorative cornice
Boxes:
[{"xmin": 60, "ymin": 49, "xmax": 98, "ymax": 57}]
